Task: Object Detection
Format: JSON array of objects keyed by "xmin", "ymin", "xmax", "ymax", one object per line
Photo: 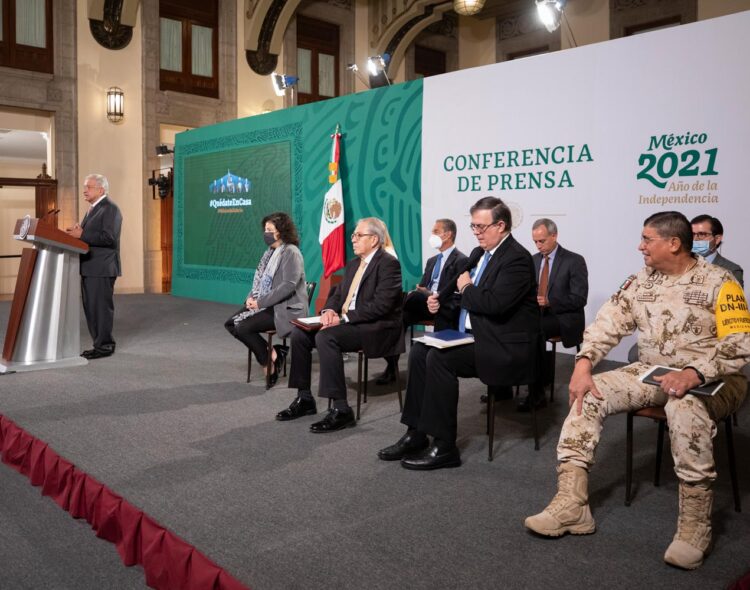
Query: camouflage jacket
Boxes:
[{"xmin": 578, "ymin": 256, "xmax": 750, "ymax": 381}]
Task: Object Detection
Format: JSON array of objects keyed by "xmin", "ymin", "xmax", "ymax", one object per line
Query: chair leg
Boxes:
[
  {"xmin": 363, "ymin": 356, "xmax": 369, "ymax": 404},
  {"xmin": 549, "ymin": 341, "xmax": 557, "ymax": 402},
  {"xmin": 725, "ymin": 416, "xmax": 742, "ymax": 512},
  {"xmin": 395, "ymin": 367, "xmax": 403, "ymax": 411},
  {"xmin": 654, "ymin": 420, "xmax": 666, "ymax": 487},
  {"xmin": 265, "ymin": 334, "xmax": 274, "ymax": 389},
  {"xmin": 251, "ymin": 348, "xmax": 253, "ymax": 383},
  {"xmin": 531, "ymin": 397, "xmax": 540, "ymax": 451},
  {"xmin": 486, "ymin": 388, "xmax": 490, "ymax": 435},
  {"xmin": 282, "ymin": 337, "xmax": 288, "ymax": 376},
  {"xmin": 488, "ymin": 394, "xmax": 495, "ymax": 461},
  {"xmin": 625, "ymin": 412, "xmax": 634, "ymax": 506},
  {"xmin": 356, "ymin": 352, "xmax": 363, "ymax": 420}
]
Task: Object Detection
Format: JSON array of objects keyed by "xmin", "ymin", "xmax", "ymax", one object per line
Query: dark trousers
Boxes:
[
  {"xmin": 288, "ymin": 324, "xmax": 364, "ymax": 400},
  {"xmin": 384, "ymin": 291, "xmax": 434, "ymax": 372},
  {"xmin": 528, "ymin": 311, "xmax": 562, "ymax": 400},
  {"xmin": 81, "ymin": 276, "xmax": 116, "ymax": 353},
  {"xmin": 400, "ymin": 341, "xmax": 479, "ymax": 444},
  {"xmin": 224, "ymin": 307, "xmax": 275, "ymax": 365}
]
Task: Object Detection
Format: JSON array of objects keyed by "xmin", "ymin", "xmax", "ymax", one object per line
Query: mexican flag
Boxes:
[{"xmin": 319, "ymin": 125, "xmax": 345, "ymax": 278}]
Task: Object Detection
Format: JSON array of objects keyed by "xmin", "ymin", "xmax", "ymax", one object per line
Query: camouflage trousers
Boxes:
[{"xmin": 557, "ymin": 362, "xmax": 747, "ymax": 486}]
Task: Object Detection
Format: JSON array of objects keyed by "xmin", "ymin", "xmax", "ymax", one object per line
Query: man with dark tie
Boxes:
[
  {"xmin": 375, "ymin": 218, "xmax": 467, "ymax": 385},
  {"xmin": 377, "ymin": 197, "xmax": 542, "ymax": 469},
  {"xmin": 276, "ymin": 217, "xmax": 403, "ymax": 432},
  {"xmin": 517, "ymin": 219, "xmax": 588, "ymax": 412},
  {"xmin": 65, "ymin": 173, "xmax": 122, "ymax": 360}
]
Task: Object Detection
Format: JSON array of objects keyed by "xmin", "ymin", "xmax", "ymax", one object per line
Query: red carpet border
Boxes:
[{"xmin": 0, "ymin": 414, "xmax": 249, "ymax": 590}]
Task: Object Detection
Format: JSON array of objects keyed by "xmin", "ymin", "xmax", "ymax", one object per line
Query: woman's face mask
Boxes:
[{"xmin": 263, "ymin": 231, "xmax": 277, "ymax": 246}]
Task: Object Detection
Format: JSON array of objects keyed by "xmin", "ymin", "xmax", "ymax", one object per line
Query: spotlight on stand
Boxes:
[
  {"xmin": 366, "ymin": 53, "xmax": 391, "ymax": 88},
  {"xmin": 155, "ymin": 144, "xmax": 174, "ymax": 157},
  {"xmin": 346, "ymin": 63, "xmax": 371, "ymax": 89},
  {"xmin": 271, "ymin": 72, "xmax": 299, "ymax": 97},
  {"xmin": 536, "ymin": 0, "xmax": 564, "ymax": 33},
  {"xmin": 148, "ymin": 170, "xmax": 172, "ymax": 199}
]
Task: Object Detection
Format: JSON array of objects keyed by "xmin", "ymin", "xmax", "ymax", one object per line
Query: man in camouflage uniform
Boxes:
[{"xmin": 525, "ymin": 211, "xmax": 749, "ymax": 570}]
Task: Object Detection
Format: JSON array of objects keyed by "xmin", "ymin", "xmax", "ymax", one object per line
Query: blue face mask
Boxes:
[{"xmin": 692, "ymin": 240, "xmax": 711, "ymax": 257}]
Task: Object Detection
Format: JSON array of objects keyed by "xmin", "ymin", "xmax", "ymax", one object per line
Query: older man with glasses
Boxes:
[
  {"xmin": 277, "ymin": 217, "xmax": 403, "ymax": 432},
  {"xmin": 377, "ymin": 196, "xmax": 542, "ymax": 469}
]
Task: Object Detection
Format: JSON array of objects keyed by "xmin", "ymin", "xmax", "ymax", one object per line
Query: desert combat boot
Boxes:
[
  {"xmin": 524, "ymin": 462, "xmax": 596, "ymax": 536},
  {"xmin": 664, "ymin": 483, "xmax": 713, "ymax": 569}
]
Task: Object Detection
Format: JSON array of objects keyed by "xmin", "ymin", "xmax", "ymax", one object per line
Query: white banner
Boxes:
[{"xmin": 421, "ymin": 12, "xmax": 750, "ymax": 361}]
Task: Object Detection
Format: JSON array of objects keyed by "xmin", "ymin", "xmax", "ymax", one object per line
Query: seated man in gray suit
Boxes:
[
  {"xmin": 518, "ymin": 218, "xmax": 588, "ymax": 412},
  {"xmin": 690, "ymin": 214, "xmax": 743, "ymax": 287},
  {"xmin": 376, "ymin": 218, "xmax": 467, "ymax": 384}
]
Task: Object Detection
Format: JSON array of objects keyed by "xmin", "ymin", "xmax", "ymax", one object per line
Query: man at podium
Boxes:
[{"xmin": 65, "ymin": 174, "xmax": 122, "ymax": 359}]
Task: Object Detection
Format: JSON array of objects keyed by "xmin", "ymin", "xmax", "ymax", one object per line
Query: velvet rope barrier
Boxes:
[{"xmin": 0, "ymin": 414, "xmax": 249, "ymax": 590}]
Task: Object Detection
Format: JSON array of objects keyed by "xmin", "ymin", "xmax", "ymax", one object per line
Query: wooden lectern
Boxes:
[{"xmin": 1, "ymin": 216, "xmax": 89, "ymax": 373}]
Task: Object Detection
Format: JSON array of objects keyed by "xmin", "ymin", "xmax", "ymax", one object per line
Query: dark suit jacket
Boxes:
[
  {"xmin": 533, "ymin": 245, "xmax": 588, "ymax": 348},
  {"xmin": 80, "ymin": 196, "xmax": 122, "ymax": 277},
  {"xmin": 460, "ymin": 235, "xmax": 542, "ymax": 386},
  {"xmin": 713, "ymin": 253, "xmax": 744, "ymax": 288},
  {"xmin": 412, "ymin": 247, "xmax": 468, "ymax": 330},
  {"xmin": 324, "ymin": 248, "xmax": 404, "ymax": 358}
]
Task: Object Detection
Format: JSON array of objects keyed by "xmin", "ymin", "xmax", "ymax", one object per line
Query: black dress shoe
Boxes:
[
  {"xmin": 377, "ymin": 431, "xmax": 429, "ymax": 461},
  {"xmin": 516, "ymin": 395, "xmax": 548, "ymax": 413},
  {"xmin": 401, "ymin": 443, "xmax": 461, "ymax": 470},
  {"xmin": 310, "ymin": 408, "xmax": 356, "ymax": 433},
  {"xmin": 276, "ymin": 397, "xmax": 317, "ymax": 421},
  {"xmin": 375, "ymin": 370, "xmax": 396, "ymax": 386},
  {"xmin": 82, "ymin": 349, "xmax": 113, "ymax": 360}
]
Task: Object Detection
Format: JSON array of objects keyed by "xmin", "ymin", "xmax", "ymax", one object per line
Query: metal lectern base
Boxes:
[{"xmin": 0, "ymin": 356, "xmax": 88, "ymax": 374}]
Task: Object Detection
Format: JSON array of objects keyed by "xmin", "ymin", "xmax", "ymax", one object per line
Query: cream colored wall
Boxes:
[
  {"xmin": 564, "ymin": 0, "xmax": 609, "ymax": 49},
  {"xmin": 458, "ymin": 15, "xmax": 495, "ymax": 69},
  {"xmin": 237, "ymin": 0, "xmax": 284, "ymax": 117},
  {"xmin": 353, "ymin": 0, "xmax": 371, "ymax": 93},
  {"xmin": 0, "ymin": 161, "xmax": 39, "ymax": 295},
  {"xmin": 699, "ymin": 1, "xmax": 750, "ymax": 19},
  {"xmin": 76, "ymin": 0, "xmax": 144, "ymax": 294}
]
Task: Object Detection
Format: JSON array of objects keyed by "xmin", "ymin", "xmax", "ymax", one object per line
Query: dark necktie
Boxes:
[{"xmin": 538, "ymin": 254, "xmax": 550, "ymax": 299}]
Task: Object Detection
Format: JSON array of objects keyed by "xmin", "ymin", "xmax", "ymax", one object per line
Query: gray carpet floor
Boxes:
[{"xmin": 0, "ymin": 294, "xmax": 748, "ymax": 589}]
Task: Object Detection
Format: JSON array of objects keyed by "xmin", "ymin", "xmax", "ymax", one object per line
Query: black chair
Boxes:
[
  {"xmin": 625, "ymin": 405, "xmax": 741, "ymax": 512},
  {"xmin": 486, "ymin": 389, "xmax": 539, "ymax": 460},
  {"xmin": 247, "ymin": 281, "xmax": 317, "ymax": 387},
  {"xmin": 547, "ymin": 337, "xmax": 580, "ymax": 402}
]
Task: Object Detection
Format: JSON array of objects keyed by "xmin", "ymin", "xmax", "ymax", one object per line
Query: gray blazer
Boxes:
[
  {"xmin": 713, "ymin": 252, "xmax": 744, "ymax": 288},
  {"xmin": 256, "ymin": 244, "xmax": 307, "ymax": 338}
]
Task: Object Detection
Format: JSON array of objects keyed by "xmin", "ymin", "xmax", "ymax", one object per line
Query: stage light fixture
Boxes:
[
  {"xmin": 155, "ymin": 144, "xmax": 174, "ymax": 157},
  {"xmin": 366, "ymin": 54, "xmax": 391, "ymax": 88},
  {"xmin": 271, "ymin": 72, "xmax": 299, "ymax": 97},
  {"xmin": 106, "ymin": 87, "xmax": 124, "ymax": 123},
  {"xmin": 536, "ymin": 0, "xmax": 564, "ymax": 33},
  {"xmin": 346, "ymin": 63, "xmax": 371, "ymax": 89},
  {"xmin": 453, "ymin": 0, "xmax": 486, "ymax": 16}
]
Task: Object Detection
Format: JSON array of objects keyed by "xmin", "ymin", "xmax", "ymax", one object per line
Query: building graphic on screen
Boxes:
[{"xmin": 209, "ymin": 170, "xmax": 252, "ymax": 194}]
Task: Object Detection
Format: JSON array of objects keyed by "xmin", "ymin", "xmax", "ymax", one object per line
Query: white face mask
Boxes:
[{"xmin": 428, "ymin": 233, "xmax": 443, "ymax": 250}]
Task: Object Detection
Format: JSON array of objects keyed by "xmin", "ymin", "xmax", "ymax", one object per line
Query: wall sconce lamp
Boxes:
[
  {"xmin": 155, "ymin": 144, "xmax": 174, "ymax": 157},
  {"xmin": 106, "ymin": 87, "xmax": 124, "ymax": 123},
  {"xmin": 453, "ymin": 0, "xmax": 486, "ymax": 16}
]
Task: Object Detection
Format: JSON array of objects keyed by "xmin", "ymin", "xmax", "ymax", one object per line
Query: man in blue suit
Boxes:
[{"xmin": 518, "ymin": 219, "xmax": 588, "ymax": 412}]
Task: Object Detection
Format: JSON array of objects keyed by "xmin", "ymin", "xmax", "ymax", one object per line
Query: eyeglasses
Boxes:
[
  {"xmin": 692, "ymin": 232, "xmax": 713, "ymax": 239},
  {"xmin": 640, "ymin": 235, "xmax": 670, "ymax": 245},
  {"xmin": 469, "ymin": 222, "xmax": 499, "ymax": 234},
  {"xmin": 351, "ymin": 232, "xmax": 374, "ymax": 241}
]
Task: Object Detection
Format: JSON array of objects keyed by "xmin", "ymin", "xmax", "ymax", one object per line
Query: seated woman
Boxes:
[{"xmin": 224, "ymin": 212, "xmax": 307, "ymax": 388}]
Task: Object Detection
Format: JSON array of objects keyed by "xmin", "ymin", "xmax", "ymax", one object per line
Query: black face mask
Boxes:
[{"xmin": 263, "ymin": 231, "xmax": 277, "ymax": 246}]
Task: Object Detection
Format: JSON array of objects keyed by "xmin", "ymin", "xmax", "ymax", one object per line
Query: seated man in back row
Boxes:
[
  {"xmin": 276, "ymin": 217, "xmax": 403, "ymax": 432},
  {"xmin": 376, "ymin": 218, "xmax": 467, "ymax": 385},
  {"xmin": 525, "ymin": 211, "xmax": 750, "ymax": 570}
]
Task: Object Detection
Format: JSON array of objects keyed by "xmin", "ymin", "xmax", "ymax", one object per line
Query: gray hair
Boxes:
[
  {"xmin": 358, "ymin": 217, "xmax": 385, "ymax": 246},
  {"xmin": 532, "ymin": 218, "xmax": 558, "ymax": 234},
  {"xmin": 86, "ymin": 173, "xmax": 109, "ymax": 194}
]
